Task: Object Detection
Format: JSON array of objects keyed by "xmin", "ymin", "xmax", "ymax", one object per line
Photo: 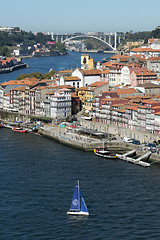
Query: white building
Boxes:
[
  {"xmin": 59, "ymin": 76, "xmax": 81, "ymax": 88},
  {"xmin": 0, "ymin": 86, "xmax": 4, "ymax": 109},
  {"xmin": 50, "ymin": 88, "xmax": 71, "ymax": 119},
  {"xmin": 71, "ymin": 68, "xmax": 84, "ymax": 86},
  {"xmin": 3, "ymin": 93, "xmax": 11, "ymax": 110},
  {"xmin": 83, "ymin": 69, "xmax": 102, "ymax": 86},
  {"xmin": 121, "ymin": 66, "xmax": 130, "ymax": 85},
  {"xmin": 130, "ymin": 47, "xmax": 160, "ymax": 57},
  {"xmin": 154, "ymin": 112, "xmax": 160, "ymax": 132},
  {"xmin": 108, "ymin": 67, "xmax": 121, "ymax": 87},
  {"xmin": 148, "ymin": 39, "xmax": 160, "ymax": 50},
  {"xmin": 72, "ymin": 68, "xmax": 102, "ymax": 87},
  {"xmin": 145, "ymin": 56, "xmax": 160, "ymax": 78}
]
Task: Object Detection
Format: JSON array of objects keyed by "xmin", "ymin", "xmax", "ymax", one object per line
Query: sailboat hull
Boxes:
[{"xmin": 67, "ymin": 211, "xmax": 89, "ymax": 216}]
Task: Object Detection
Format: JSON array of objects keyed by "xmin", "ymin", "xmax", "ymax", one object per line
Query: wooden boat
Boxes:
[
  {"xmin": 12, "ymin": 127, "xmax": 27, "ymax": 133},
  {"xmin": 94, "ymin": 148, "xmax": 117, "ymax": 159},
  {"xmin": 67, "ymin": 180, "xmax": 89, "ymax": 216}
]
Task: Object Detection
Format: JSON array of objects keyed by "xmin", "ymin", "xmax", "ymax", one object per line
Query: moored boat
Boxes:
[
  {"xmin": 12, "ymin": 127, "xmax": 27, "ymax": 133},
  {"xmin": 94, "ymin": 148, "xmax": 117, "ymax": 159}
]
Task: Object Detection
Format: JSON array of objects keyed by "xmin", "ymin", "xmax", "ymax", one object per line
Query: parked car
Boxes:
[
  {"xmin": 147, "ymin": 143, "xmax": 157, "ymax": 152},
  {"xmin": 147, "ymin": 143, "xmax": 156, "ymax": 148},
  {"xmin": 123, "ymin": 137, "xmax": 132, "ymax": 143},
  {"xmin": 132, "ymin": 140, "xmax": 140, "ymax": 145}
]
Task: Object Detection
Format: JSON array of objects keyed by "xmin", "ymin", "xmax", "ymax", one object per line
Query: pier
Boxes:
[{"xmin": 116, "ymin": 150, "xmax": 152, "ymax": 167}]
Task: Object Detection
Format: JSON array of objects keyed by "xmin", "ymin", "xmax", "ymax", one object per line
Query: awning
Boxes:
[{"xmin": 70, "ymin": 125, "xmax": 77, "ymax": 128}]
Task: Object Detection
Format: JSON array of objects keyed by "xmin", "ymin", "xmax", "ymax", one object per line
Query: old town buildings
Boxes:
[{"xmin": 1, "ymin": 48, "xmax": 160, "ymax": 132}]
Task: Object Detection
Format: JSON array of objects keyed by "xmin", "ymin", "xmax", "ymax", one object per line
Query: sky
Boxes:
[{"xmin": 0, "ymin": 0, "xmax": 160, "ymax": 34}]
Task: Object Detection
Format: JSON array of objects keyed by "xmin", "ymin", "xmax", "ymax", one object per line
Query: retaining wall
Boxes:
[{"xmin": 80, "ymin": 119, "xmax": 159, "ymax": 143}]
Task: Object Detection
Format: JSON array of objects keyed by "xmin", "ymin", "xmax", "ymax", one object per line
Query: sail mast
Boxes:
[{"xmin": 78, "ymin": 180, "xmax": 80, "ymax": 211}]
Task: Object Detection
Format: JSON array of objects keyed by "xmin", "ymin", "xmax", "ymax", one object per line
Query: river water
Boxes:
[
  {"xmin": 1, "ymin": 52, "xmax": 160, "ymax": 239},
  {"xmin": 0, "ymin": 51, "xmax": 112, "ymax": 83}
]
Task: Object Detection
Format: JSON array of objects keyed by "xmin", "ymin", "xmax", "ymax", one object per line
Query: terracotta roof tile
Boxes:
[
  {"xmin": 64, "ymin": 76, "xmax": 80, "ymax": 81},
  {"xmin": 83, "ymin": 69, "xmax": 102, "ymax": 75},
  {"xmin": 117, "ymin": 88, "xmax": 137, "ymax": 95},
  {"xmin": 88, "ymin": 81, "xmax": 108, "ymax": 88}
]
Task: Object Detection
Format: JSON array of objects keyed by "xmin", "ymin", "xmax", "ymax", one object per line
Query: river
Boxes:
[
  {"xmin": 1, "ymin": 52, "xmax": 160, "ymax": 239},
  {"xmin": 0, "ymin": 51, "xmax": 112, "ymax": 83}
]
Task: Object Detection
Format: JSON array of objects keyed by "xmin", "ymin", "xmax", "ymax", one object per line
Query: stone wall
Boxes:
[{"xmin": 80, "ymin": 118, "xmax": 159, "ymax": 143}]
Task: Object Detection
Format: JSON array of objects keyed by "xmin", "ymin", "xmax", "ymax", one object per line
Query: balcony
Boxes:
[
  {"xmin": 146, "ymin": 114, "xmax": 154, "ymax": 120},
  {"xmin": 137, "ymin": 116, "xmax": 146, "ymax": 120}
]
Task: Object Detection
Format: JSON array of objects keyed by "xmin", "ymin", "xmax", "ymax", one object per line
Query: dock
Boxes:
[
  {"xmin": 121, "ymin": 149, "xmax": 137, "ymax": 158},
  {"xmin": 116, "ymin": 150, "xmax": 152, "ymax": 167}
]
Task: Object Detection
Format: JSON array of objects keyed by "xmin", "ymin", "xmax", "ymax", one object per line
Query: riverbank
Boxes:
[
  {"xmin": 21, "ymin": 51, "xmax": 68, "ymax": 59},
  {"xmin": 0, "ymin": 63, "xmax": 28, "ymax": 74},
  {"xmin": 0, "ymin": 110, "xmax": 160, "ymax": 165},
  {"xmin": 81, "ymin": 49, "xmax": 118, "ymax": 54},
  {"xmin": 38, "ymin": 124, "xmax": 160, "ymax": 165}
]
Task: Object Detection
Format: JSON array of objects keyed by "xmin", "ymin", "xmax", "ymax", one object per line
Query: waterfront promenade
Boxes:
[
  {"xmin": 33, "ymin": 113, "xmax": 160, "ymax": 165},
  {"xmin": 38, "ymin": 124, "xmax": 160, "ymax": 164},
  {"xmin": 1, "ymin": 113, "xmax": 160, "ymax": 164}
]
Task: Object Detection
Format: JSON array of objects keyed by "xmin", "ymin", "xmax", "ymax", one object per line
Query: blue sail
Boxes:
[
  {"xmin": 70, "ymin": 181, "xmax": 80, "ymax": 211},
  {"xmin": 80, "ymin": 191, "xmax": 88, "ymax": 213}
]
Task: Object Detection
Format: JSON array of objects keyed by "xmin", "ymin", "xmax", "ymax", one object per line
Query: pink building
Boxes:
[{"xmin": 130, "ymin": 67, "xmax": 157, "ymax": 87}]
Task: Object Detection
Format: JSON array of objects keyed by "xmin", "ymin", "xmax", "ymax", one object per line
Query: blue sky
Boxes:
[{"xmin": 1, "ymin": 0, "xmax": 159, "ymax": 34}]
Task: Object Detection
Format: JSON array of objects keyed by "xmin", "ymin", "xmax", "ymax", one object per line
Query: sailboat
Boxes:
[{"xmin": 67, "ymin": 180, "xmax": 89, "ymax": 216}]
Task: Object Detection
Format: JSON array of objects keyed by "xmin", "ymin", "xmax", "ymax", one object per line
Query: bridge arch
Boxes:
[{"xmin": 62, "ymin": 35, "xmax": 116, "ymax": 51}]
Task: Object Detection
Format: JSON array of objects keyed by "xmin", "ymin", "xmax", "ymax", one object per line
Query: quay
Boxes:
[
  {"xmin": 38, "ymin": 124, "xmax": 138, "ymax": 152},
  {"xmin": 1, "ymin": 116, "xmax": 160, "ymax": 166},
  {"xmin": 38, "ymin": 125, "xmax": 160, "ymax": 166},
  {"xmin": 0, "ymin": 63, "xmax": 28, "ymax": 74}
]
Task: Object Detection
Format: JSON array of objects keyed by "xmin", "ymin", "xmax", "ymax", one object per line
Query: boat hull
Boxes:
[
  {"xmin": 94, "ymin": 149, "xmax": 117, "ymax": 159},
  {"xmin": 12, "ymin": 128, "xmax": 27, "ymax": 133},
  {"xmin": 67, "ymin": 211, "xmax": 89, "ymax": 216}
]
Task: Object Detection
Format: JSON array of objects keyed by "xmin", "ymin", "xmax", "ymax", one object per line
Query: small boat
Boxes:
[
  {"xmin": 67, "ymin": 180, "xmax": 89, "ymax": 216},
  {"xmin": 94, "ymin": 148, "xmax": 117, "ymax": 159},
  {"xmin": 102, "ymin": 57, "xmax": 110, "ymax": 63},
  {"xmin": 12, "ymin": 127, "xmax": 27, "ymax": 133}
]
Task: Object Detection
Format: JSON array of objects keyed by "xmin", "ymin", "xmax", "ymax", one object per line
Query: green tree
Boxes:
[
  {"xmin": 42, "ymin": 70, "xmax": 56, "ymax": 79},
  {"xmin": 16, "ymin": 70, "xmax": 56, "ymax": 80},
  {"xmin": 17, "ymin": 73, "xmax": 30, "ymax": 80},
  {"xmin": 55, "ymin": 42, "xmax": 67, "ymax": 53},
  {"xmin": 0, "ymin": 46, "xmax": 10, "ymax": 56}
]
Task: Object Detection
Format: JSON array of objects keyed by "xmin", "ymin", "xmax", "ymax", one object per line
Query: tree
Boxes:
[
  {"xmin": 0, "ymin": 46, "xmax": 10, "ymax": 56},
  {"xmin": 42, "ymin": 70, "xmax": 56, "ymax": 79},
  {"xmin": 16, "ymin": 73, "xmax": 30, "ymax": 80},
  {"xmin": 55, "ymin": 42, "xmax": 67, "ymax": 53},
  {"xmin": 16, "ymin": 70, "xmax": 56, "ymax": 80}
]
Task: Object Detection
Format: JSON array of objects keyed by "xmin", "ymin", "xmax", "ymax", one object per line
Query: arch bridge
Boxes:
[{"xmin": 52, "ymin": 32, "xmax": 124, "ymax": 51}]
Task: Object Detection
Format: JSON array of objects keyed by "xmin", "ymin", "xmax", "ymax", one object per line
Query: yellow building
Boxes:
[
  {"xmin": 77, "ymin": 87, "xmax": 87, "ymax": 107},
  {"xmin": 84, "ymin": 86, "xmax": 94, "ymax": 110},
  {"xmin": 81, "ymin": 54, "xmax": 95, "ymax": 70},
  {"xmin": 16, "ymin": 86, "xmax": 30, "ymax": 114},
  {"xmin": 84, "ymin": 81, "xmax": 109, "ymax": 111}
]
